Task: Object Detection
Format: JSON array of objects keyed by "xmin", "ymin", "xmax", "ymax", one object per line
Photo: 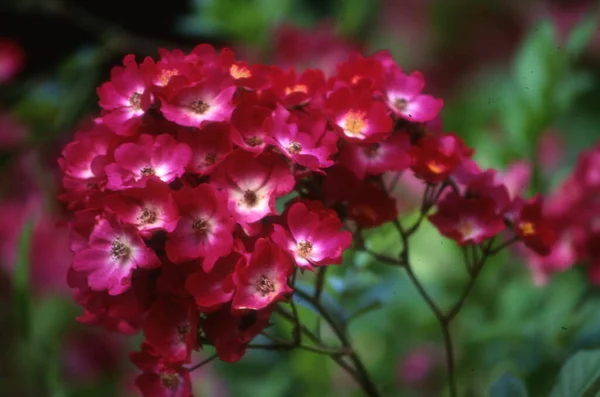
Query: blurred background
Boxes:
[{"xmin": 1, "ymin": 0, "xmax": 600, "ymax": 396}]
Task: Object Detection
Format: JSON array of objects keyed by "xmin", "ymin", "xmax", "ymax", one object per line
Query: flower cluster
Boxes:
[
  {"xmin": 58, "ymin": 44, "xmax": 553, "ymax": 396},
  {"xmin": 523, "ymin": 142, "xmax": 600, "ymax": 284}
]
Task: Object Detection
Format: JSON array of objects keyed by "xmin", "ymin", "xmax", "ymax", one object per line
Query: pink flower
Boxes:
[
  {"xmin": 429, "ymin": 192, "xmax": 505, "ymax": 245},
  {"xmin": 159, "ymin": 76, "xmax": 236, "ymax": 127},
  {"xmin": 268, "ymin": 113, "xmax": 338, "ymax": 171},
  {"xmin": 494, "ymin": 161, "xmax": 531, "ymax": 200},
  {"xmin": 231, "ymin": 238, "xmax": 294, "ymax": 310},
  {"xmin": 0, "ymin": 38, "xmax": 25, "ymax": 83},
  {"xmin": 72, "ymin": 215, "xmax": 160, "ymax": 295},
  {"xmin": 97, "ymin": 54, "xmax": 153, "ymax": 135},
  {"xmin": 130, "ymin": 342, "xmax": 192, "ymax": 397},
  {"xmin": 143, "ymin": 297, "xmax": 199, "ymax": 364},
  {"xmin": 105, "ymin": 178, "xmax": 180, "ymax": 234},
  {"xmin": 211, "ymin": 150, "xmax": 294, "ymax": 224},
  {"xmin": 230, "ymin": 102, "xmax": 273, "ymax": 155},
  {"xmin": 339, "ymin": 132, "xmax": 412, "ymax": 178},
  {"xmin": 383, "ymin": 70, "xmax": 443, "ymax": 122},
  {"xmin": 186, "ymin": 253, "xmax": 238, "ymax": 312},
  {"xmin": 165, "ymin": 184, "xmax": 234, "ymax": 270},
  {"xmin": 272, "ymin": 201, "xmax": 352, "ymax": 269},
  {"xmin": 326, "ymin": 87, "xmax": 393, "ymax": 142},
  {"xmin": 178, "ymin": 123, "xmax": 232, "ymax": 175},
  {"xmin": 106, "ymin": 134, "xmax": 191, "ymax": 190}
]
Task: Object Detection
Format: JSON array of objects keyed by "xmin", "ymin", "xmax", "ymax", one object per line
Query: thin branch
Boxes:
[
  {"xmin": 289, "ymin": 268, "xmax": 302, "ymax": 344},
  {"xmin": 293, "ymin": 289, "xmax": 381, "ymax": 397},
  {"xmin": 314, "ymin": 267, "xmax": 327, "ymax": 301},
  {"xmin": 188, "ymin": 354, "xmax": 218, "ymax": 372}
]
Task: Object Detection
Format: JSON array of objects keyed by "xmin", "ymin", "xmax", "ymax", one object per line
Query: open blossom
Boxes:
[
  {"xmin": 327, "ymin": 86, "xmax": 393, "ymax": 142},
  {"xmin": 143, "ymin": 297, "xmax": 199, "ymax": 363},
  {"xmin": 383, "ymin": 70, "xmax": 443, "ymax": 122},
  {"xmin": 272, "ymin": 201, "xmax": 352, "ymax": 269},
  {"xmin": 411, "ymin": 133, "xmax": 472, "ymax": 183},
  {"xmin": 72, "ymin": 215, "xmax": 160, "ymax": 295},
  {"xmin": 165, "ymin": 184, "xmax": 234, "ymax": 270},
  {"xmin": 229, "ymin": 102, "xmax": 273, "ymax": 154},
  {"xmin": 211, "ymin": 150, "xmax": 294, "ymax": 224},
  {"xmin": 97, "ymin": 55, "xmax": 152, "ymax": 135},
  {"xmin": 186, "ymin": 253, "xmax": 238, "ymax": 312},
  {"xmin": 105, "ymin": 178, "xmax": 179, "ymax": 234},
  {"xmin": 429, "ymin": 192, "xmax": 505, "ymax": 245},
  {"xmin": 106, "ymin": 134, "xmax": 191, "ymax": 189},
  {"xmin": 130, "ymin": 342, "xmax": 192, "ymax": 397},
  {"xmin": 339, "ymin": 132, "xmax": 412, "ymax": 178},
  {"xmin": 232, "ymin": 238, "xmax": 294, "ymax": 310},
  {"xmin": 159, "ymin": 76, "xmax": 236, "ymax": 127},
  {"xmin": 269, "ymin": 115, "xmax": 338, "ymax": 170}
]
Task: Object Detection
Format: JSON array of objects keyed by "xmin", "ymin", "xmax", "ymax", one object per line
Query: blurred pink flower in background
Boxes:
[
  {"xmin": 397, "ymin": 345, "xmax": 444, "ymax": 396},
  {"xmin": 0, "ymin": 38, "xmax": 25, "ymax": 84},
  {"xmin": 271, "ymin": 22, "xmax": 359, "ymax": 75},
  {"xmin": 537, "ymin": 131, "xmax": 565, "ymax": 174},
  {"xmin": 0, "ymin": 113, "xmax": 73, "ymax": 295}
]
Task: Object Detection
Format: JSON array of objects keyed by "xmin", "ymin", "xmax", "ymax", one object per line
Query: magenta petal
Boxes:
[{"xmin": 403, "ymin": 95, "xmax": 443, "ymax": 123}]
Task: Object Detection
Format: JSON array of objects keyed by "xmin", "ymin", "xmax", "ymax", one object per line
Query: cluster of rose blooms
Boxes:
[
  {"xmin": 524, "ymin": 142, "xmax": 600, "ymax": 284},
  {"xmin": 57, "ymin": 44, "xmax": 554, "ymax": 396}
]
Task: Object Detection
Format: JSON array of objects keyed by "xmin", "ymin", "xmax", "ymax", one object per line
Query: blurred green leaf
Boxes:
[
  {"xmin": 490, "ymin": 372, "xmax": 528, "ymax": 397},
  {"xmin": 13, "ymin": 217, "xmax": 34, "ymax": 339},
  {"xmin": 180, "ymin": 0, "xmax": 295, "ymax": 45},
  {"xmin": 335, "ymin": 0, "xmax": 374, "ymax": 37},
  {"xmin": 512, "ymin": 21, "xmax": 560, "ymax": 119},
  {"xmin": 566, "ymin": 14, "xmax": 599, "ymax": 59},
  {"xmin": 549, "ymin": 349, "xmax": 600, "ymax": 397}
]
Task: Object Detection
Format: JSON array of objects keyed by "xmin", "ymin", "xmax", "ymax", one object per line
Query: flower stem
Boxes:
[{"xmin": 293, "ymin": 288, "xmax": 381, "ymax": 397}]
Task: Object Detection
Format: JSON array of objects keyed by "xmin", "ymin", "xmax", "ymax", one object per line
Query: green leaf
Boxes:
[
  {"xmin": 549, "ymin": 349, "xmax": 600, "ymax": 397},
  {"xmin": 510, "ymin": 21, "xmax": 560, "ymax": 128},
  {"xmin": 12, "ymin": 218, "xmax": 34, "ymax": 339},
  {"xmin": 335, "ymin": 0, "xmax": 374, "ymax": 37},
  {"xmin": 566, "ymin": 15, "xmax": 598, "ymax": 59},
  {"xmin": 490, "ymin": 372, "xmax": 528, "ymax": 397}
]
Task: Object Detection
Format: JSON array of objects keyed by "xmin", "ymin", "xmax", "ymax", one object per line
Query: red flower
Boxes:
[
  {"xmin": 231, "ymin": 238, "xmax": 294, "ymax": 311},
  {"xmin": 383, "ymin": 70, "xmax": 443, "ymax": 122},
  {"xmin": 339, "ymin": 132, "xmax": 412, "ymax": 179},
  {"xmin": 177, "ymin": 123, "xmax": 232, "ymax": 175},
  {"xmin": 202, "ymin": 305, "xmax": 273, "ymax": 363},
  {"xmin": 143, "ymin": 297, "xmax": 199, "ymax": 364},
  {"xmin": 411, "ymin": 133, "xmax": 471, "ymax": 183},
  {"xmin": 429, "ymin": 192, "xmax": 505, "ymax": 245},
  {"xmin": 131, "ymin": 342, "xmax": 192, "ymax": 397},
  {"xmin": 186, "ymin": 253, "xmax": 238, "ymax": 312},
  {"xmin": 165, "ymin": 184, "xmax": 234, "ymax": 270},
  {"xmin": 106, "ymin": 134, "xmax": 191, "ymax": 190},
  {"xmin": 72, "ymin": 215, "xmax": 160, "ymax": 295},
  {"xmin": 272, "ymin": 201, "xmax": 352, "ymax": 270},
  {"xmin": 159, "ymin": 75, "xmax": 236, "ymax": 127},
  {"xmin": 268, "ymin": 110, "xmax": 338, "ymax": 171},
  {"xmin": 515, "ymin": 195, "xmax": 556, "ymax": 256},
  {"xmin": 327, "ymin": 87, "xmax": 393, "ymax": 142},
  {"xmin": 97, "ymin": 55, "xmax": 153, "ymax": 135},
  {"xmin": 211, "ymin": 150, "xmax": 294, "ymax": 224},
  {"xmin": 105, "ymin": 178, "xmax": 180, "ymax": 235},
  {"xmin": 229, "ymin": 102, "xmax": 273, "ymax": 155}
]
